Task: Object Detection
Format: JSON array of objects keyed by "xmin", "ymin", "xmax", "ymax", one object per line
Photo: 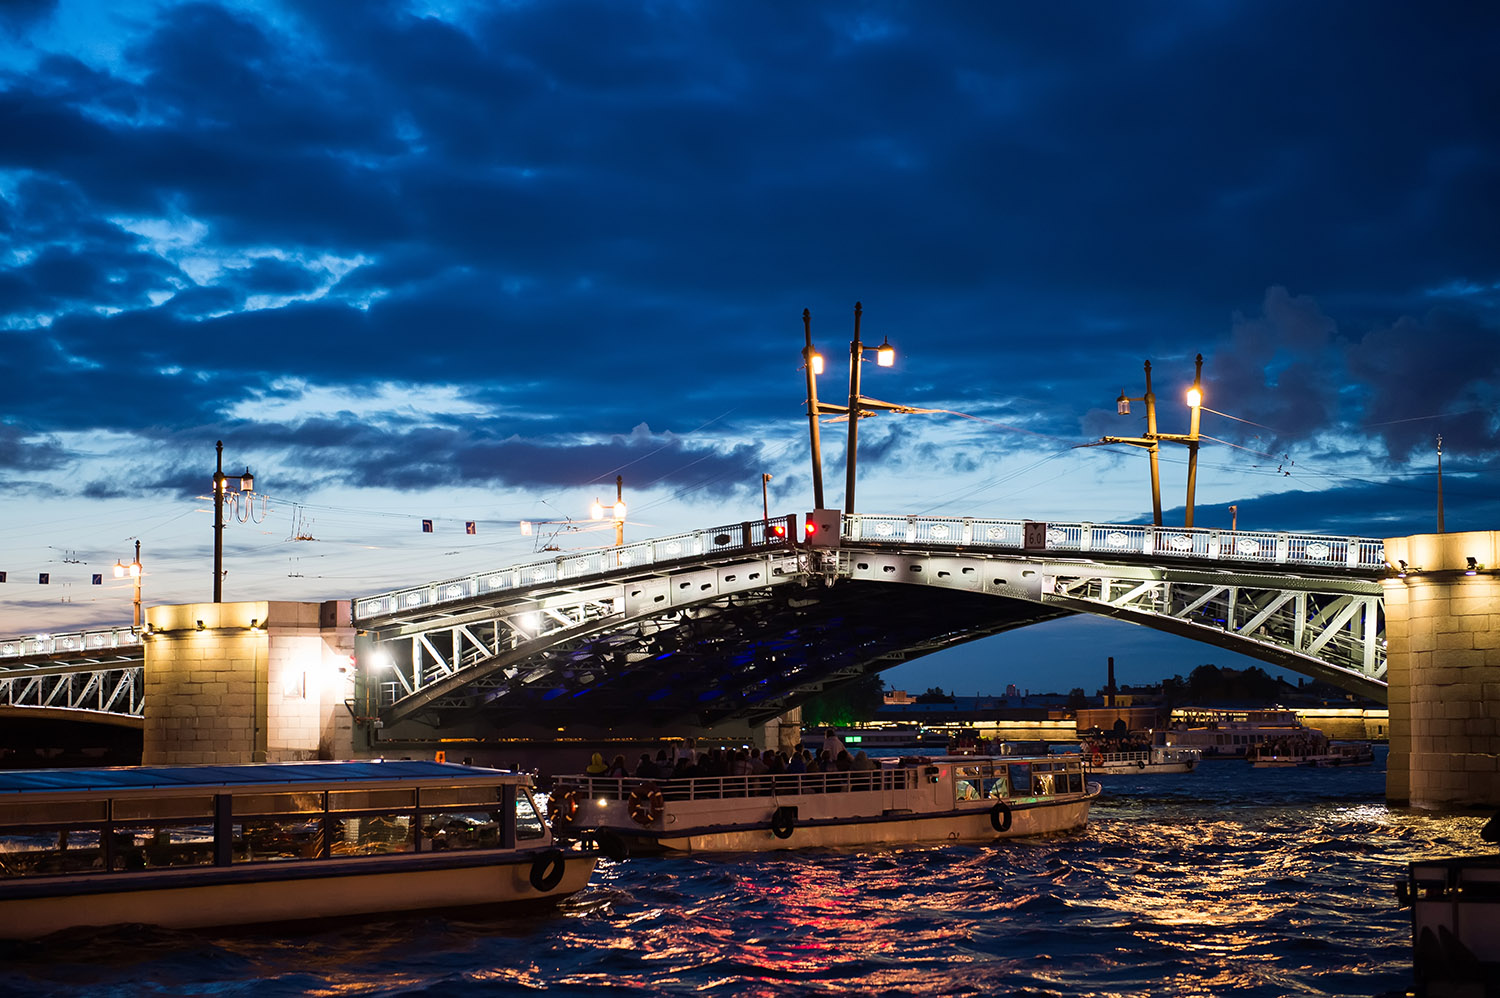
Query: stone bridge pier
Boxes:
[
  {"xmin": 1385, "ymin": 531, "xmax": 1500, "ymax": 809},
  {"xmin": 141, "ymin": 600, "xmax": 355, "ymax": 765}
]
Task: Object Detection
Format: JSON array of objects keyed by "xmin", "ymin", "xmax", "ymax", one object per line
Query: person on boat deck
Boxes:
[
  {"xmin": 605, "ymin": 754, "xmax": 629, "ymax": 777},
  {"xmin": 634, "ymin": 753, "xmax": 656, "ymax": 779},
  {"xmin": 652, "ymin": 749, "xmax": 673, "ymax": 778},
  {"xmin": 585, "ymin": 752, "xmax": 608, "ymax": 775},
  {"xmin": 786, "ymin": 751, "xmax": 807, "ymax": 774},
  {"xmin": 821, "ymin": 728, "xmax": 847, "ymax": 757},
  {"xmin": 676, "ymin": 737, "xmax": 698, "ymax": 766},
  {"xmin": 850, "ymin": 750, "xmax": 875, "ymax": 771},
  {"xmin": 834, "ymin": 750, "xmax": 853, "ymax": 772},
  {"xmin": 746, "ymin": 749, "xmax": 767, "ymax": 775}
]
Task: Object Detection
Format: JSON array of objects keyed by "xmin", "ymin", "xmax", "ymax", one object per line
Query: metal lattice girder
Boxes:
[
  {"xmin": 0, "ymin": 661, "xmax": 143, "ymax": 718},
  {"xmin": 1042, "ymin": 563, "xmax": 1385, "ymax": 701}
]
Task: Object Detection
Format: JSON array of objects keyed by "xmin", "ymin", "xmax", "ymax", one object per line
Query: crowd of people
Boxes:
[{"xmin": 581, "ymin": 732, "xmax": 881, "ymax": 783}]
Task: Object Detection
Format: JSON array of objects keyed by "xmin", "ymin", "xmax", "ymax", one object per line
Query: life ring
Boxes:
[
  {"xmin": 1137, "ymin": 760, "xmax": 1146, "ymax": 770},
  {"xmin": 529, "ymin": 849, "xmax": 566, "ymax": 892},
  {"xmin": 1091, "ymin": 751, "xmax": 1103, "ymax": 767},
  {"xmin": 628, "ymin": 783, "xmax": 665, "ymax": 826},
  {"xmin": 990, "ymin": 801, "xmax": 1012, "ymax": 833},
  {"xmin": 547, "ymin": 789, "xmax": 579, "ymax": 831},
  {"xmin": 770, "ymin": 806, "xmax": 796, "ymax": 839}
]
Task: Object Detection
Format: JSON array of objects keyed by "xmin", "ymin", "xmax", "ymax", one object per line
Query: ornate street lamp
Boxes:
[
  {"xmin": 591, "ymin": 475, "xmax": 627, "ymax": 546},
  {"xmin": 113, "ymin": 539, "xmax": 143, "ymax": 633}
]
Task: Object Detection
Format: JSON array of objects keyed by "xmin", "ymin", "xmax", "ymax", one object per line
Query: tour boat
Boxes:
[
  {"xmin": 0, "ymin": 760, "xmax": 596, "ymax": 939},
  {"xmin": 549, "ymin": 754, "xmax": 1100, "ymax": 855},
  {"xmin": 1081, "ymin": 743, "xmax": 1202, "ymax": 775},
  {"xmin": 1157, "ymin": 707, "xmax": 1318, "ymax": 758},
  {"xmin": 1247, "ymin": 738, "xmax": 1375, "ymax": 768}
]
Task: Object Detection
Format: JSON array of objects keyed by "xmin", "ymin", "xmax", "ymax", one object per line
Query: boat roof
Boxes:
[{"xmin": 0, "ymin": 761, "xmax": 511, "ymax": 796}]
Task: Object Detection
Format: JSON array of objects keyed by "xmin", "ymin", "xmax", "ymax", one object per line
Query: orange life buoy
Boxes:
[
  {"xmin": 1091, "ymin": 750, "xmax": 1104, "ymax": 767},
  {"xmin": 628, "ymin": 783, "xmax": 665, "ymax": 826}
]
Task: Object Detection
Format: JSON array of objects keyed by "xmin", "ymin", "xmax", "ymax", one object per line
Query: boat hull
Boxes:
[
  {"xmin": 614, "ymin": 794, "xmax": 1095, "ymax": 854},
  {"xmin": 0, "ymin": 847, "xmax": 594, "ymax": 939}
]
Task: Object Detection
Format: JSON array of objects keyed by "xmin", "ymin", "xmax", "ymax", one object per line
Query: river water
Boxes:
[{"xmin": 1, "ymin": 747, "xmax": 1484, "ymax": 997}]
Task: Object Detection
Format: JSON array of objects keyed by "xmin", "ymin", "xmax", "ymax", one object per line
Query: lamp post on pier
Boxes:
[
  {"xmin": 212, "ymin": 440, "xmax": 255, "ymax": 602},
  {"xmin": 802, "ymin": 309, "xmax": 827, "ymax": 510},
  {"xmin": 591, "ymin": 475, "xmax": 627, "ymax": 547},
  {"xmin": 113, "ymin": 540, "xmax": 143, "ymax": 634}
]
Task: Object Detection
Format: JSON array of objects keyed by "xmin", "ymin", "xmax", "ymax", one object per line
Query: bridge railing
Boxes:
[
  {"xmin": 355, "ymin": 514, "xmax": 801, "ymax": 621},
  {"xmin": 350, "ymin": 511, "xmax": 1387, "ymax": 626},
  {"xmin": 0, "ymin": 627, "xmax": 143, "ymax": 662},
  {"xmin": 844, "ymin": 515, "xmax": 1387, "ymax": 571}
]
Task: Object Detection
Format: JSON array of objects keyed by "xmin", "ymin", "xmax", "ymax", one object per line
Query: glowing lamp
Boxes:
[
  {"xmin": 1186, "ymin": 387, "xmax": 1202, "ymax": 407},
  {"xmin": 811, "ymin": 352, "xmax": 824, "ymax": 375},
  {"xmin": 613, "ymin": 499, "xmax": 627, "ymax": 520},
  {"xmin": 590, "ymin": 499, "xmax": 604, "ymax": 520},
  {"xmin": 1116, "ymin": 393, "xmax": 1131, "ymax": 416},
  {"xmin": 875, "ymin": 338, "xmax": 895, "ymax": 367}
]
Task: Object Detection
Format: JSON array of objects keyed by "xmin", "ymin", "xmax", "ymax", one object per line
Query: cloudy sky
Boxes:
[{"xmin": 1, "ymin": 0, "xmax": 1496, "ymax": 696}]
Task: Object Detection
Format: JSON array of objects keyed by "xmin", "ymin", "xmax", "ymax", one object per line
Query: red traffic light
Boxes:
[
  {"xmin": 771, "ymin": 523, "xmax": 786, "ymax": 538},
  {"xmin": 805, "ymin": 522, "xmax": 818, "ymax": 536}
]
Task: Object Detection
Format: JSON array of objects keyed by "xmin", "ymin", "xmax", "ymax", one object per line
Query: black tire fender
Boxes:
[
  {"xmin": 990, "ymin": 800, "xmax": 1012, "ymax": 833},
  {"xmin": 529, "ymin": 849, "xmax": 566, "ymax": 892},
  {"xmin": 598, "ymin": 831, "xmax": 630, "ymax": 862},
  {"xmin": 770, "ymin": 806, "xmax": 796, "ymax": 839}
]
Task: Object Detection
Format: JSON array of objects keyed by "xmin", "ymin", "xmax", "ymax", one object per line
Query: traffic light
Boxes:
[{"xmin": 802, "ymin": 509, "xmax": 841, "ymax": 548}]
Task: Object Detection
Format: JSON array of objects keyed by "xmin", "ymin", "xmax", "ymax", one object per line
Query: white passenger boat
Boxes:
[
  {"xmin": 0, "ymin": 760, "xmax": 596, "ymax": 939},
  {"xmin": 1247, "ymin": 739, "xmax": 1375, "ymax": 768},
  {"xmin": 551, "ymin": 755, "xmax": 1100, "ymax": 854},
  {"xmin": 1158, "ymin": 708, "xmax": 1318, "ymax": 759},
  {"xmin": 1081, "ymin": 743, "xmax": 1201, "ymax": 775}
]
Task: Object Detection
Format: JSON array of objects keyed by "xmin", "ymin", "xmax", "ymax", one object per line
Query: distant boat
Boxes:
[
  {"xmin": 1248, "ymin": 739, "xmax": 1375, "ymax": 768},
  {"xmin": 1081, "ymin": 742, "xmax": 1201, "ymax": 774},
  {"xmin": 0, "ymin": 760, "xmax": 597, "ymax": 939},
  {"xmin": 550, "ymin": 754, "xmax": 1100, "ymax": 854},
  {"xmin": 1159, "ymin": 707, "xmax": 1320, "ymax": 759}
]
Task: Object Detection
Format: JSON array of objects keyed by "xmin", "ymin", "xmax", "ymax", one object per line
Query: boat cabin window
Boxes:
[
  {"xmin": 232, "ymin": 792, "xmax": 323, "ymax": 815},
  {"xmin": 329, "ymin": 789, "xmax": 416, "ymax": 811},
  {"xmin": 110, "ymin": 824, "xmax": 217, "ymax": 870},
  {"xmin": 421, "ymin": 810, "xmax": 501, "ymax": 851},
  {"xmin": 419, "ymin": 785, "xmax": 499, "ymax": 807},
  {"xmin": 325, "ymin": 815, "xmax": 415, "ymax": 857},
  {"xmin": 0, "ymin": 828, "xmax": 105, "ymax": 876},
  {"xmin": 0, "ymin": 799, "xmax": 106, "ymax": 825},
  {"xmin": 113, "ymin": 796, "xmax": 216, "ymax": 821},
  {"xmin": 515, "ymin": 792, "xmax": 546, "ymax": 840}
]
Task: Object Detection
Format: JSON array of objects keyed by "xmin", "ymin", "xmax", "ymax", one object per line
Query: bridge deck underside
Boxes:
[{"xmin": 375, "ymin": 582, "xmax": 1072, "ymax": 738}]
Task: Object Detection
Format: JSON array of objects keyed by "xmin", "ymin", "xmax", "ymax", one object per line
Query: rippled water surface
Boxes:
[{"xmin": 1, "ymin": 749, "xmax": 1485, "ymax": 997}]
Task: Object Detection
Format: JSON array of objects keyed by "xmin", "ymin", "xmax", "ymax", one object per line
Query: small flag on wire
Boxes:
[
  {"xmin": 422, "ymin": 519, "xmax": 433, "ymax": 533},
  {"xmin": 92, "ymin": 574, "xmax": 103, "ymax": 585},
  {"xmin": 38, "ymin": 573, "xmax": 49, "ymax": 584},
  {"xmin": 465, "ymin": 521, "xmax": 476, "ymax": 535}
]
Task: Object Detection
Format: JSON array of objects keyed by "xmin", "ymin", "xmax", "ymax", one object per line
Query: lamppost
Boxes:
[
  {"xmin": 802, "ymin": 309, "xmax": 827, "ymax": 510},
  {"xmin": 113, "ymin": 540, "xmax": 143, "ymax": 634},
  {"xmin": 212, "ymin": 440, "xmax": 255, "ymax": 602},
  {"xmin": 591, "ymin": 475, "xmax": 627, "ymax": 546},
  {"xmin": 761, "ymin": 473, "xmax": 773, "ymax": 521},
  {"xmin": 1102, "ymin": 354, "xmax": 1205, "ymax": 527},
  {"xmin": 843, "ymin": 302, "xmax": 896, "ymax": 516},
  {"xmin": 802, "ymin": 303, "xmax": 902, "ymax": 516}
]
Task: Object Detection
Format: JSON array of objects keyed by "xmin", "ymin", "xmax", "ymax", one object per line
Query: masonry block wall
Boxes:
[
  {"xmin": 142, "ymin": 600, "xmax": 355, "ymax": 765},
  {"xmin": 1383, "ymin": 531, "xmax": 1500, "ymax": 808}
]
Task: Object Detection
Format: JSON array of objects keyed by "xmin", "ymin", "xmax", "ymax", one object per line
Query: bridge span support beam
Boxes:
[
  {"xmin": 141, "ymin": 601, "xmax": 355, "ymax": 765},
  {"xmin": 1384, "ymin": 532, "xmax": 1500, "ymax": 808}
]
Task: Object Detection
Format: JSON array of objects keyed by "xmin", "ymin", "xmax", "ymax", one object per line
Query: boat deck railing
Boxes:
[{"xmin": 558, "ymin": 756, "xmax": 1087, "ymax": 803}]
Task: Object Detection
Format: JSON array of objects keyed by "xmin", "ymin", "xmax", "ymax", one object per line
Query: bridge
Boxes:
[{"xmin": 1, "ymin": 510, "xmax": 1386, "ymax": 735}]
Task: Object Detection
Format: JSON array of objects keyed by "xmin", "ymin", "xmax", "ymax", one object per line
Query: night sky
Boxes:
[{"xmin": 2, "ymin": 1, "xmax": 1497, "ymax": 697}]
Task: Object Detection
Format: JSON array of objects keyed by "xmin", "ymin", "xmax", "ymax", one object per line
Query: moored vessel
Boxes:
[
  {"xmin": 1247, "ymin": 738, "xmax": 1375, "ymax": 768},
  {"xmin": 0, "ymin": 760, "xmax": 596, "ymax": 939},
  {"xmin": 1081, "ymin": 742, "xmax": 1201, "ymax": 774},
  {"xmin": 550, "ymin": 754, "xmax": 1099, "ymax": 854}
]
